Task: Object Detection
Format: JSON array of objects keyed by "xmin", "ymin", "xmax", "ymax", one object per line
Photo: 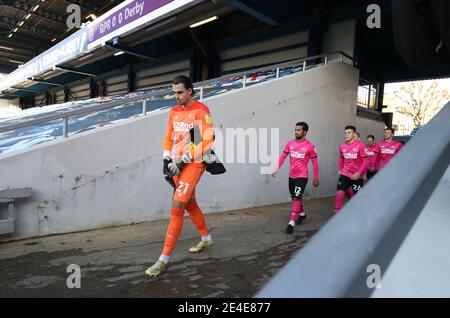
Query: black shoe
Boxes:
[
  {"xmin": 285, "ymin": 224, "xmax": 294, "ymax": 234},
  {"xmin": 296, "ymin": 214, "xmax": 307, "ymax": 225}
]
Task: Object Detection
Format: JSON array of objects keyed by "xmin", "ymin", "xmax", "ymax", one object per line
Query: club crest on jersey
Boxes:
[
  {"xmin": 174, "ymin": 121, "xmax": 194, "ymax": 131},
  {"xmin": 205, "ymin": 115, "xmax": 212, "ymax": 124}
]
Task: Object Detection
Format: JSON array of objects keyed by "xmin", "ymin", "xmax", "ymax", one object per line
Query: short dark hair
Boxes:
[
  {"xmin": 345, "ymin": 125, "xmax": 356, "ymax": 132},
  {"xmin": 385, "ymin": 127, "xmax": 395, "ymax": 134},
  {"xmin": 172, "ymin": 75, "xmax": 194, "ymax": 94},
  {"xmin": 367, "ymin": 135, "xmax": 375, "ymax": 139},
  {"xmin": 296, "ymin": 122, "xmax": 309, "ymax": 132}
]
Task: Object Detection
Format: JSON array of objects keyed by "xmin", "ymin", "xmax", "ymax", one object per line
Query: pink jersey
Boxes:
[
  {"xmin": 339, "ymin": 140, "xmax": 368, "ymax": 178},
  {"xmin": 277, "ymin": 139, "xmax": 319, "ymax": 179},
  {"xmin": 365, "ymin": 145, "xmax": 377, "ymax": 170},
  {"xmin": 374, "ymin": 140, "xmax": 403, "ymax": 170}
]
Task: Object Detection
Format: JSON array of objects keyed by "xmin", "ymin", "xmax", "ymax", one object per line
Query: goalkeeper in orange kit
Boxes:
[{"xmin": 145, "ymin": 75, "xmax": 218, "ymax": 278}]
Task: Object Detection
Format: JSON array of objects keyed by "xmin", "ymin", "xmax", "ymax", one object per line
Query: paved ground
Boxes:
[{"xmin": 0, "ymin": 197, "xmax": 335, "ymax": 298}]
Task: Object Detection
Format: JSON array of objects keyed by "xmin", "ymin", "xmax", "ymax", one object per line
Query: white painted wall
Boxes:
[
  {"xmin": 0, "ymin": 73, "xmax": 19, "ymax": 109},
  {"xmin": 0, "ymin": 86, "xmax": 20, "ymax": 118},
  {"xmin": 0, "ymin": 62, "xmax": 373, "ymax": 240},
  {"xmin": 0, "ymin": 98, "xmax": 19, "ymax": 108}
]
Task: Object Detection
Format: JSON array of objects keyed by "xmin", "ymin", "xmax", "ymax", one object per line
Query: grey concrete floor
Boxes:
[{"xmin": 0, "ymin": 197, "xmax": 335, "ymax": 298}]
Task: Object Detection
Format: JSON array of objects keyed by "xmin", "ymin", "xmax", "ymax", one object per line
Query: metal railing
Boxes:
[
  {"xmin": 0, "ymin": 51, "xmax": 354, "ymax": 137},
  {"xmin": 256, "ymin": 103, "xmax": 450, "ymax": 298}
]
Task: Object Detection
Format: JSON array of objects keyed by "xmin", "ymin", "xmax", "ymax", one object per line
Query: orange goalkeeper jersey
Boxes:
[{"xmin": 162, "ymin": 100, "xmax": 214, "ymax": 162}]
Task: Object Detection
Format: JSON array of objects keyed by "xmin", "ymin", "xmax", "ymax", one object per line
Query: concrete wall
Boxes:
[
  {"xmin": 0, "ymin": 62, "xmax": 365, "ymax": 240},
  {"xmin": 219, "ymin": 30, "xmax": 308, "ymax": 74},
  {"xmin": 356, "ymin": 115, "xmax": 385, "ymax": 143},
  {"xmin": 322, "ymin": 19, "xmax": 356, "ymax": 58}
]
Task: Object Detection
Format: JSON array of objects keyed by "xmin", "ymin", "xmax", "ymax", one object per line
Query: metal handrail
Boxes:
[
  {"xmin": 0, "ymin": 51, "xmax": 353, "ymax": 136},
  {"xmin": 0, "ymin": 87, "xmax": 173, "ymax": 133},
  {"xmin": 256, "ymin": 104, "xmax": 450, "ymax": 298}
]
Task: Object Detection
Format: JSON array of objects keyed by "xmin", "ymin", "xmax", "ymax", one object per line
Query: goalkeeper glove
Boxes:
[{"xmin": 168, "ymin": 152, "xmax": 192, "ymax": 175}]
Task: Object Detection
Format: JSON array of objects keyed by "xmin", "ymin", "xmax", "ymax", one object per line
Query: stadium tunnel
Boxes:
[{"xmin": 0, "ymin": 0, "xmax": 450, "ymax": 298}]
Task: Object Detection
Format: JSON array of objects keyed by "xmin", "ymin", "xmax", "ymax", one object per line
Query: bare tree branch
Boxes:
[{"xmin": 394, "ymin": 81, "xmax": 450, "ymax": 127}]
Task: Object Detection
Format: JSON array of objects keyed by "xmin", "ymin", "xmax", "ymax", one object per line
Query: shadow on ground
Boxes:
[{"xmin": 0, "ymin": 197, "xmax": 334, "ymax": 297}]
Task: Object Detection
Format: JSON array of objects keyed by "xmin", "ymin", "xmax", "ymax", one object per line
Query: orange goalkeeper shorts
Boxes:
[{"xmin": 172, "ymin": 163, "xmax": 206, "ymax": 204}]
